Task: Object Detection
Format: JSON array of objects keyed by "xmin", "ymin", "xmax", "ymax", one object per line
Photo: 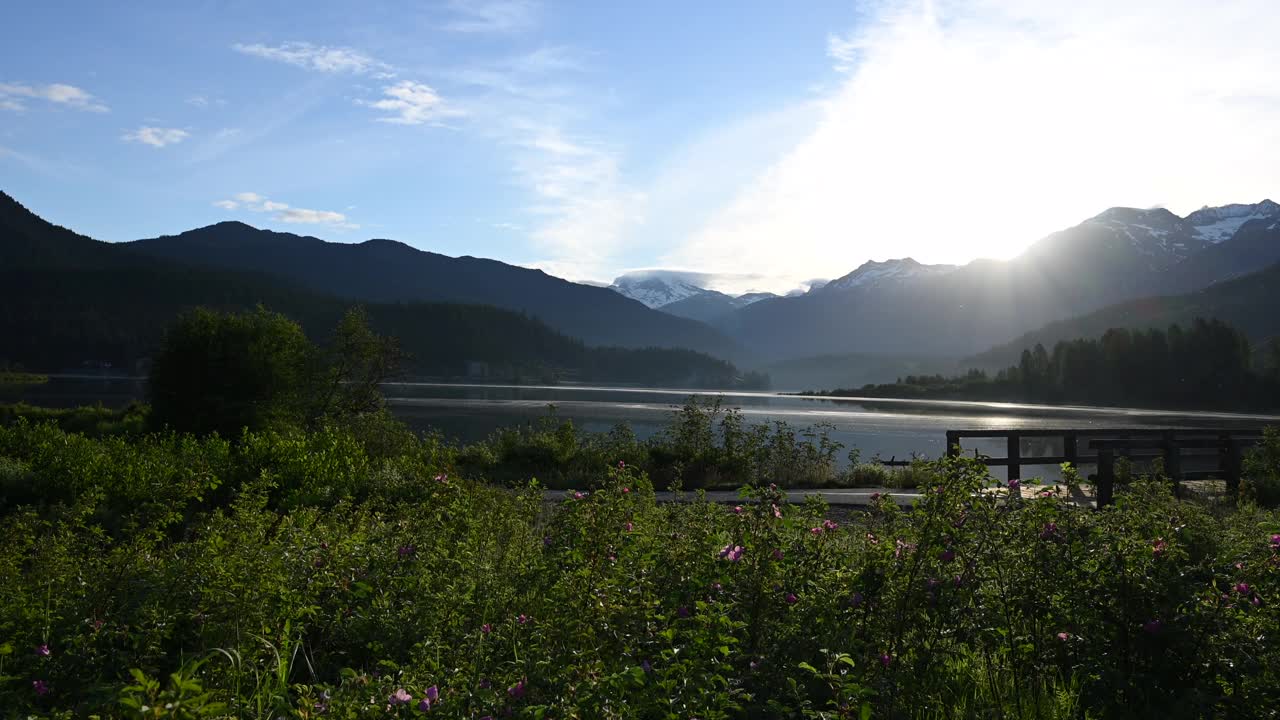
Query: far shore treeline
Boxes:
[{"xmin": 808, "ymin": 318, "xmax": 1280, "ymax": 412}]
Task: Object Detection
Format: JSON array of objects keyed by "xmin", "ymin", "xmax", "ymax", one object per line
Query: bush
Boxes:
[{"xmin": 1243, "ymin": 426, "xmax": 1280, "ymax": 508}]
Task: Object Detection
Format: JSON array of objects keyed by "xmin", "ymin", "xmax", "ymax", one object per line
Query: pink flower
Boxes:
[
  {"xmin": 810, "ymin": 527, "xmax": 823, "ymax": 535},
  {"xmin": 1057, "ymin": 632, "xmax": 1071, "ymax": 641},
  {"xmin": 35, "ymin": 644, "xmax": 50, "ymax": 657},
  {"xmin": 625, "ymin": 522, "xmax": 633, "ymax": 532},
  {"xmin": 1008, "ymin": 478, "xmax": 1021, "ymax": 493},
  {"xmin": 425, "ymin": 686, "xmax": 439, "ymax": 703},
  {"xmin": 32, "ymin": 680, "xmax": 49, "ymax": 696},
  {"xmin": 517, "ymin": 614, "xmax": 529, "ymax": 624},
  {"xmin": 772, "ymin": 504, "xmax": 782, "ymax": 519},
  {"xmin": 397, "ymin": 544, "xmax": 416, "ymax": 559},
  {"xmin": 733, "ymin": 505, "xmax": 743, "ymax": 514},
  {"xmin": 823, "ymin": 519, "xmax": 839, "ymax": 531},
  {"xmin": 435, "ymin": 473, "xmax": 448, "ymax": 483},
  {"xmin": 676, "ymin": 606, "xmax": 691, "ymax": 618},
  {"xmin": 710, "ymin": 582, "xmax": 722, "ymax": 592},
  {"xmin": 618, "ymin": 460, "xmax": 626, "ymax": 468},
  {"xmin": 622, "ymin": 486, "xmax": 631, "ymax": 494},
  {"xmin": 481, "ymin": 623, "xmax": 492, "ymax": 634},
  {"xmin": 865, "ymin": 532, "xmax": 879, "ymax": 545},
  {"xmin": 573, "ymin": 491, "xmax": 585, "ymax": 500},
  {"xmin": 719, "ymin": 544, "xmax": 745, "ymax": 562},
  {"xmin": 1235, "ymin": 582, "xmax": 1251, "ymax": 594},
  {"xmin": 879, "ymin": 653, "xmax": 892, "ymax": 668},
  {"xmin": 1039, "ymin": 523, "xmax": 1058, "ymax": 540},
  {"xmin": 389, "ymin": 688, "xmax": 412, "ymax": 706},
  {"xmin": 870, "ymin": 492, "xmax": 881, "ymax": 501},
  {"xmin": 772, "ymin": 548, "xmax": 784, "ymax": 561},
  {"xmin": 939, "ymin": 549, "xmax": 955, "ymax": 563},
  {"xmin": 1270, "ymin": 534, "xmax": 1280, "ymax": 550},
  {"xmin": 784, "ymin": 593, "xmax": 798, "ymax": 604},
  {"xmin": 508, "ymin": 679, "xmax": 527, "ymax": 699}
]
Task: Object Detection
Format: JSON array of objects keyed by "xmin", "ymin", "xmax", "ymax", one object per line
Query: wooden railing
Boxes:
[{"xmin": 944, "ymin": 428, "xmax": 1264, "ymax": 506}]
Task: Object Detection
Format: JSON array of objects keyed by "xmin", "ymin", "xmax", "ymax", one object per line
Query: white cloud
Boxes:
[
  {"xmin": 665, "ymin": 0, "xmax": 1280, "ymax": 291},
  {"xmin": 232, "ymin": 42, "xmax": 392, "ymax": 75},
  {"xmin": 214, "ymin": 192, "xmax": 358, "ymax": 229},
  {"xmin": 444, "ymin": 0, "xmax": 537, "ymax": 33},
  {"xmin": 361, "ymin": 80, "xmax": 461, "ymax": 125},
  {"xmin": 0, "ymin": 82, "xmax": 108, "ymax": 112},
  {"xmin": 123, "ymin": 126, "xmax": 190, "ymax": 148}
]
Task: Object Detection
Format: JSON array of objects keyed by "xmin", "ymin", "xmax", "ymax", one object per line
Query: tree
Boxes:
[
  {"xmin": 306, "ymin": 307, "xmax": 405, "ymax": 424},
  {"xmin": 149, "ymin": 307, "xmax": 313, "ymax": 437}
]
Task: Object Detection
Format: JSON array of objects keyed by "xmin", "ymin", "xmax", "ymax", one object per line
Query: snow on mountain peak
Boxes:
[
  {"xmin": 824, "ymin": 258, "xmax": 956, "ymax": 292},
  {"xmin": 1186, "ymin": 200, "xmax": 1280, "ymax": 243},
  {"xmin": 610, "ymin": 271, "xmax": 709, "ymax": 308}
]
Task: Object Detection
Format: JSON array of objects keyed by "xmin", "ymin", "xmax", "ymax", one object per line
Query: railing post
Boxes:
[
  {"xmin": 1007, "ymin": 433, "xmax": 1021, "ymax": 483},
  {"xmin": 1162, "ymin": 430, "xmax": 1182, "ymax": 498},
  {"xmin": 1223, "ymin": 436, "xmax": 1242, "ymax": 499},
  {"xmin": 1063, "ymin": 432, "xmax": 1078, "ymax": 468},
  {"xmin": 1097, "ymin": 449, "xmax": 1115, "ymax": 508}
]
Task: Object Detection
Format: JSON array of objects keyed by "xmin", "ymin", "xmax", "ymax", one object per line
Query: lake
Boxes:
[{"xmin": 11, "ymin": 376, "xmax": 1277, "ymax": 480}]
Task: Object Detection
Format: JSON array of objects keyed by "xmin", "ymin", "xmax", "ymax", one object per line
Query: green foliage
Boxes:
[
  {"xmin": 827, "ymin": 318, "xmax": 1280, "ymax": 411},
  {"xmin": 1, "ymin": 417, "xmax": 1278, "ymax": 717},
  {"xmin": 1243, "ymin": 427, "xmax": 1280, "ymax": 508}
]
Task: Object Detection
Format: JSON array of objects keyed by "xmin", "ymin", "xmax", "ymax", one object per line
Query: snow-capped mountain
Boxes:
[
  {"xmin": 1185, "ymin": 200, "xmax": 1280, "ymax": 243},
  {"xmin": 610, "ymin": 271, "xmax": 709, "ymax": 308},
  {"xmin": 1075, "ymin": 207, "xmax": 1209, "ymax": 268},
  {"xmin": 731, "ymin": 292, "xmax": 779, "ymax": 308},
  {"xmin": 822, "ymin": 258, "xmax": 957, "ymax": 292}
]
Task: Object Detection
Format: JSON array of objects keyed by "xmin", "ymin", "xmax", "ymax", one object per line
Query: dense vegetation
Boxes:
[
  {"xmin": 813, "ymin": 319, "xmax": 1280, "ymax": 411},
  {"xmin": 2, "ymin": 412, "xmax": 1279, "ymax": 718}
]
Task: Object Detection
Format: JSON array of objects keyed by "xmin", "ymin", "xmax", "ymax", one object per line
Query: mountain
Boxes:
[
  {"xmin": 0, "ymin": 191, "xmax": 753, "ymax": 387},
  {"xmin": 123, "ymin": 224, "xmax": 743, "ymax": 360},
  {"xmin": 819, "ymin": 258, "xmax": 956, "ymax": 293},
  {"xmin": 723, "ymin": 200, "xmax": 1279, "ymax": 362},
  {"xmin": 610, "ymin": 271, "xmax": 710, "ymax": 308},
  {"xmin": 967, "ymin": 259, "xmax": 1280, "ymax": 371}
]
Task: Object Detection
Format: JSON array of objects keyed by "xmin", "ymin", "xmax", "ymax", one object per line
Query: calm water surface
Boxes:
[{"xmin": 13, "ymin": 377, "xmax": 1277, "ymax": 480}]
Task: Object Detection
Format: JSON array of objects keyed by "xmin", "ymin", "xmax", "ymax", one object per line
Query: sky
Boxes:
[{"xmin": 3, "ymin": 0, "xmax": 1279, "ymax": 295}]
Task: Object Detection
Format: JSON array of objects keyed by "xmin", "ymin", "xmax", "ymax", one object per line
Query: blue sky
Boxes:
[{"xmin": 4, "ymin": 0, "xmax": 1279, "ymax": 294}]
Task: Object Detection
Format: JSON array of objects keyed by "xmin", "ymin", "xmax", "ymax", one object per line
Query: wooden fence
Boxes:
[{"xmin": 942, "ymin": 428, "xmax": 1264, "ymax": 506}]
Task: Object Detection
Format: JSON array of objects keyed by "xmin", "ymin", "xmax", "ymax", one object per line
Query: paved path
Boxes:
[{"xmin": 556, "ymin": 488, "xmax": 922, "ymax": 507}]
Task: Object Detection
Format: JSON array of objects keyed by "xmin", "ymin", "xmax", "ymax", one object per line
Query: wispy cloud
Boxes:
[
  {"xmin": 443, "ymin": 0, "xmax": 537, "ymax": 34},
  {"xmin": 666, "ymin": 0, "xmax": 1280, "ymax": 290},
  {"xmin": 123, "ymin": 126, "xmax": 190, "ymax": 148},
  {"xmin": 214, "ymin": 192, "xmax": 358, "ymax": 230},
  {"xmin": 0, "ymin": 82, "xmax": 108, "ymax": 112},
  {"xmin": 232, "ymin": 41, "xmax": 393, "ymax": 76},
  {"xmin": 361, "ymin": 80, "xmax": 462, "ymax": 125}
]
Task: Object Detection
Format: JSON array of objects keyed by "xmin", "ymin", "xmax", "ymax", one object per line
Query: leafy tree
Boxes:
[
  {"xmin": 306, "ymin": 307, "xmax": 405, "ymax": 425},
  {"xmin": 148, "ymin": 307, "xmax": 313, "ymax": 437}
]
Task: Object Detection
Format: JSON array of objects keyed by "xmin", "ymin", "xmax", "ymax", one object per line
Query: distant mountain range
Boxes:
[
  {"xmin": 0, "ymin": 192, "xmax": 753, "ymax": 387},
  {"xmin": 5, "ymin": 186, "xmax": 1279, "ymax": 391},
  {"xmin": 711, "ymin": 200, "xmax": 1280, "ymax": 361}
]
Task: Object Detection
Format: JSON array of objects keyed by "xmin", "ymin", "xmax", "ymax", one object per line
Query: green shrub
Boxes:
[{"xmin": 1243, "ymin": 426, "xmax": 1280, "ymax": 508}]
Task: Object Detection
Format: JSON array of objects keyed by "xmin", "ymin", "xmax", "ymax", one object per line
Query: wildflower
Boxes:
[
  {"xmin": 618, "ymin": 460, "xmax": 626, "ymax": 468},
  {"xmin": 434, "ymin": 473, "xmax": 448, "ymax": 483},
  {"xmin": 389, "ymin": 688, "xmax": 412, "ymax": 706},
  {"xmin": 1152, "ymin": 539, "xmax": 1168, "ymax": 557},
  {"xmin": 35, "ymin": 644, "xmax": 50, "ymax": 657},
  {"xmin": 823, "ymin": 519, "xmax": 839, "ymax": 531},
  {"xmin": 719, "ymin": 544, "xmax": 745, "ymax": 562},
  {"xmin": 508, "ymin": 679, "xmax": 527, "ymax": 699},
  {"xmin": 676, "ymin": 606, "xmax": 691, "ymax": 618},
  {"xmin": 733, "ymin": 505, "xmax": 743, "ymax": 514},
  {"xmin": 953, "ymin": 574, "xmax": 964, "ymax": 588},
  {"xmin": 879, "ymin": 653, "xmax": 892, "ymax": 668},
  {"xmin": 1008, "ymin": 478, "xmax": 1021, "ymax": 493},
  {"xmin": 939, "ymin": 549, "xmax": 955, "ymax": 563},
  {"xmin": 608, "ymin": 553, "xmax": 617, "ymax": 562},
  {"xmin": 865, "ymin": 532, "xmax": 879, "ymax": 545},
  {"xmin": 418, "ymin": 698, "xmax": 432, "ymax": 712},
  {"xmin": 1252, "ymin": 595, "xmax": 1262, "ymax": 607},
  {"xmin": 481, "ymin": 623, "xmax": 492, "ymax": 634},
  {"xmin": 810, "ymin": 527, "xmax": 823, "ymax": 535},
  {"xmin": 850, "ymin": 591, "xmax": 864, "ymax": 607},
  {"xmin": 1057, "ymin": 632, "xmax": 1071, "ymax": 641},
  {"xmin": 622, "ymin": 486, "xmax": 631, "ymax": 494},
  {"xmin": 870, "ymin": 493, "xmax": 881, "ymax": 501},
  {"xmin": 641, "ymin": 659, "xmax": 652, "ymax": 673},
  {"xmin": 573, "ymin": 491, "xmax": 585, "ymax": 500},
  {"xmin": 1270, "ymin": 534, "xmax": 1280, "ymax": 550},
  {"xmin": 1142, "ymin": 619, "xmax": 1162, "ymax": 634},
  {"xmin": 772, "ymin": 504, "xmax": 782, "ymax": 519},
  {"xmin": 397, "ymin": 544, "xmax": 416, "ymax": 559},
  {"xmin": 772, "ymin": 548, "xmax": 785, "ymax": 561},
  {"xmin": 1039, "ymin": 523, "xmax": 1058, "ymax": 540},
  {"xmin": 785, "ymin": 592, "xmax": 798, "ymax": 604},
  {"xmin": 479, "ymin": 679, "xmax": 492, "ymax": 689},
  {"xmin": 749, "ymin": 659, "xmax": 761, "ymax": 671},
  {"xmin": 517, "ymin": 614, "xmax": 529, "ymax": 624},
  {"xmin": 32, "ymin": 680, "xmax": 49, "ymax": 696},
  {"xmin": 894, "ymin": 539, "xmax": 915, "ymax": 559},
  {"xmin": 625, "ymin": 521, "xmax": 633, "ymax": 532},
  {"xmin": 1235, "ymin": 582, "xmax": 1251, "ymax": 594},
  {"xmin": 710, "ymin": 582, "xmax": 722, "ymax": 592},
  {"xmin": 425, "ymin": 686, "xmax": 439, "ymax": 703}
]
